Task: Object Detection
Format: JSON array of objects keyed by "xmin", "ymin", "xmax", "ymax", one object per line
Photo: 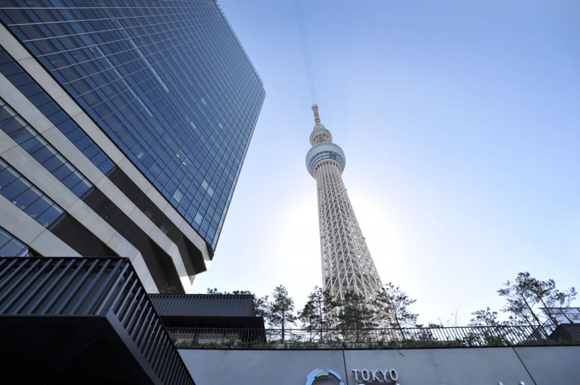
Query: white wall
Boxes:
[{"xmin": 180, "ymin": 346, "xmax": 580, "ymax": 385}]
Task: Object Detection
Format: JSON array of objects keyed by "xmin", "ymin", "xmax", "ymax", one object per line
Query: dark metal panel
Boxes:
[
  {"xmin": 22, "ymin": 258, "xmax": 69, "ymax": 314},
  {"xmin": 149, "ymin": 294, "xmax": 257, "ymax": 317},
  {"xmin": 0, "ymin": 257, "xmax": 195, "ymax": 385}
]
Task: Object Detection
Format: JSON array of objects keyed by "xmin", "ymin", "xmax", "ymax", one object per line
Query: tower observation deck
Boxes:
[{"xmin": 305, "ymin": 104, "xmax": 385, "ymax": 301}]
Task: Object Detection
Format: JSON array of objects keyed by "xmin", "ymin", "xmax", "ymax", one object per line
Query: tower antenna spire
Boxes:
[{"xmin": 312, "ymin": 104, "xmax": 321, "ymax": 125}]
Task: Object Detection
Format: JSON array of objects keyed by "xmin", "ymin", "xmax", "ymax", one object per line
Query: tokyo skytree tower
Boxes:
[{"xmin": 306, "ymin": 104, "xmax": 385, "ymax": 301}]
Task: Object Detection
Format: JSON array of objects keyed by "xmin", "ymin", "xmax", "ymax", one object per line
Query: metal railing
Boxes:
[
  {"xmin": 542, "ymin": 307, "xmax": 580, "ymax": 331},
  {"xmin": 168, "ymin": 324, "xmax": 580, "ymax": 350}
]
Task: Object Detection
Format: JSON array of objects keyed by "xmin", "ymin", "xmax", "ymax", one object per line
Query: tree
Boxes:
[
  {"xmin": 374, "ymin": 283, "xmax": 418, "ymax": 328},
  {"xmin": 334, "ymin": 291, "xmax": 378, "ymax": 343},
  {"xmin": 266, "ymin": 285, "xmax": 296, "ymax": 342},
  {"xmin": 299, "ymin": 287, "xmax": 322, "ymax": 331},
  {"xmin": 230, "ymin": 290, "xmax": 269, "ymax": 318},
  {"xmin": 372, "ymin": 283, "xmax": 418, "ymax": 341},
  {"xmin": 300, "ymin": 287, "xmax": 325, "ymax": 342},
  {"xmin": 252, "ymin": 293, "xmax": 270, "ymax": 319},
  {"xmin": 498, "ymin": 272, "xmax": 577, "ymax": 335},
  {"xmin": 469, "ymin": 307, "xmax": 510, "ymax": 327},
  {"xmin": 299, "ymin": 287, "xmax": 336, "ymax": 338},
  {"xmin": 465, "ymin": 307, "xmax": 514, "ymax": 346}
]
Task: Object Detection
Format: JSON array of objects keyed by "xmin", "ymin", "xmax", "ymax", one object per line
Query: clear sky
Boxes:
[{"xmin": 193, "ymin": 0, "xmax": 580, "ymax": 325}]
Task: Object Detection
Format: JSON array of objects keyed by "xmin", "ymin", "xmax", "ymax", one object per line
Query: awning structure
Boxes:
[
  {"xmin": 150, "ymin": 293, "xmax": 265, "ymax": 329},
  {"xmin": 0, "ymin": 257, "xmax": 195, "ymax": 385}
]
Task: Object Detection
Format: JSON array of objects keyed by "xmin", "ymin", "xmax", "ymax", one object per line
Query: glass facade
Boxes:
[
  {"xmin": 0, "ymin": 47, "xmax": 116, "ymax": 175},
  {"xmin": 0, "ymin": 226, "xmax": 29, "ymax": 256},
  {"xmin": 0, "ymin": 159, "xmax": 65, "ymax": 229},
  {"xmin": 0, "ymin": 0, "xmax": 265, "ymax": 249},
  {"xmin": 0, "ymin": 97, "xmax": 93, "ymax": 198}
]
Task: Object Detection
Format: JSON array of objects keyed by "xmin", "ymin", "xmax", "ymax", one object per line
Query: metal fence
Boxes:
[
  {"xmin": 167, "ymin": 324, "xmax": 577, "ymax": 349},
  {"xmin": 542, "ymin": 307, "xmax": 580, "ymax": 331}
]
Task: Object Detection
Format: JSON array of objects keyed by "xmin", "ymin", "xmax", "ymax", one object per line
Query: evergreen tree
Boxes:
[
  {"xmin": 299, "ymin": 287, "xmax": 323, "ymax": 330},
  {"xmin": 266, "ymin": 285, "xmax": 296, "ymax": 342},
  {"xmin": 374, "ymin": 283, "xmax": 418, "ymax": 328},
  {"xmin": 299, "ymin": 287, "xmax": 338, "ymax": 341},
  {"xmin": 335, "ymin": 291, "xmax": 377, "ymax": 341},
  {"xmin": 468, "ymin": 307, "xmax": 510, "ymax": 327},
  {"xmin": 498, "ymin": 272, "xmax": 576, "ymax": 333}
]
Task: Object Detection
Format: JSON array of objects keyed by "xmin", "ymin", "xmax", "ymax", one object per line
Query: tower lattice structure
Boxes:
[{"xmin": 305, "ymin": 105, "xmax": 385, "ymax": 301}]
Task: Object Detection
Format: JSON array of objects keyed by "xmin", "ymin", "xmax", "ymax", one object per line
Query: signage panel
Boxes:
[{"xmin": 180, "ymin": 346, "xmax": 580, "ymax": 385}]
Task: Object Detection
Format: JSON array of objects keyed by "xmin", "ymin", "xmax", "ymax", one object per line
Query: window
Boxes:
[
  {"xmin": 0, "ymin": 159, "xmax": 65, "ymax": 229},
  {"xmin": 0, "ymin": 227, "xmax": 29, "ymax": 257}
]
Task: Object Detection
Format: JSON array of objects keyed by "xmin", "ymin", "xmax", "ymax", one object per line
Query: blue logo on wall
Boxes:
[{"xmin": 306, "ymin": 369, "xmax": 345, "ymax": 385}]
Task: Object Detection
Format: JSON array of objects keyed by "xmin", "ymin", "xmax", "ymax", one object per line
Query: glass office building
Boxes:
[{"xmin": 0, "ymin": 1, "xmax": 265, "ymax": 293}]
